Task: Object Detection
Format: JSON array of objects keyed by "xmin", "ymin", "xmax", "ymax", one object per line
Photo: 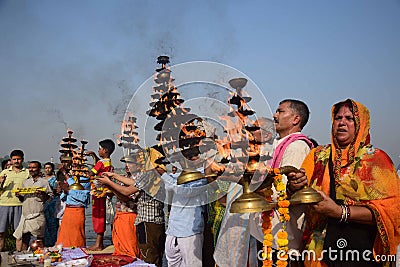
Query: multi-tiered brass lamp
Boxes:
[{"xmin": 147, "ymin": 56, "xmax": 215, "ymax": 185}]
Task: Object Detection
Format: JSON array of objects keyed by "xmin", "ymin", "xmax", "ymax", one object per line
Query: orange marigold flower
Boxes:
[
  {"xmin": 283, "ymin": 214, "xmax": 291, "ymax": 221},
  {"xmin": 279, "ymin": 254, "xmax": 289, "ymax": 260},
  {"xmin": 263, "ymin": 240, "xmax": 273, "ymax": 247},
  {"xmin": 262, "ymin": 229, "xmax": 272, "ymax": 235},
  {"xmin": 277, "ymin": 231, "xmax": 288, "ymax": 239},
  {"xmin": 278, "ymin": 200, "xmax": 290, "ymax": 208},
  {"xmin": 265, "ymin": 234, "xmax": 274, "ymax": 242},
  {"xmin": 279, "ymin": 246, "xmax": 289, "ymax": 252},
  {"xmin": 276, "ymin": 183, "xmax": 286, "ymax": 192},
  {"xmin": 277, "ymin": 238, "xmax": 289, "ymax": 247},
  {"xmin": 262, "ymin": 220, "xmax": 272, "ymax": 227},
  {"xmin": 276, "ymin": 260, "xmax": 288, "ymax": 267},
  {"xmin": 278, "ymin": 208, "xmax": 289, "ymax": 214}
]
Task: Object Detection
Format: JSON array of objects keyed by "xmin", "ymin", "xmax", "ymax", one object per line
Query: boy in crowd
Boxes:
[
  {"xmin": 56, "ymin": 166, "xmax": 91, "ymax": 248},
  {"xmin": 86, "ymin": 139, "xmax": 115, "ymax": 251}
]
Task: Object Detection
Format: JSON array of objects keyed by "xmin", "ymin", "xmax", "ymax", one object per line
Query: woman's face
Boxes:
[
  {"xmin": 333, "ymin": 105, "xmax": 356, "ymax": 148},
  {"xmin": 44, "ymin": 164, "xmax": 54, "ymax": 176}
]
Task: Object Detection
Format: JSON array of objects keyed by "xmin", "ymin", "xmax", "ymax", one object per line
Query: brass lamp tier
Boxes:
[
  {"xmin": 230, "ymin": 192, "xmax": 276, "ymax": 213},
  {"xmin": 268, "ymin": 166, "xmax": 322, "ymax": 205},
  {"xmin": 69, "ymin": 180, "xmax": 84, "ymax": 190},
  {"xmin": 230, "ymin": 173, "xmax": 275, "ymax": 213},
  {"xmin": 273, "ymin": 166, "xmax": 323, "ymax": 205},
  {"xmin": 229, "ymin": 78, "xmax": 248, "ymax": 90},
  {"xmin": 289, "ymin": 186, "xmax": 323, "ymax": 205},
  {"xmin": 176, "ymin": 169, "xmax": 217, "ymax": 185}
]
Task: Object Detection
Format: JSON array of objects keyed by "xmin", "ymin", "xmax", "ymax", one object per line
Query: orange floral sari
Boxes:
[{"xmin": 302, "ymin": 99, "xmax": 400, "ymax": 267}]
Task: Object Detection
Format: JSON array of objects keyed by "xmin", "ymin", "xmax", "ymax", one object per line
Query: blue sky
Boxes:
[{"xmin": 0, "ymin": 0, "xmax": 399, "ymax": 168}]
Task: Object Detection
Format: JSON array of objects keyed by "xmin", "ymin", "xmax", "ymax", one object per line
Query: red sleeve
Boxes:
[{"xmin": 91, "ymin": 161, "xmax": 104, "ymax": 175}]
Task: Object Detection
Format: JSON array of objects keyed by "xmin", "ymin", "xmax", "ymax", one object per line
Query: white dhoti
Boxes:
[{"xmin": 13, "ymin": 213, "xmax": 46, "ymax": 239}]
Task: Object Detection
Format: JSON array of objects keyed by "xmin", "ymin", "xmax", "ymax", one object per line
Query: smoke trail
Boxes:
[
  {"xmin": 109, "ymin": 79, "xmax": 134, "ymax": 120},
  {"xmin": 46, "ymin": 108, "xmax": 68, "ymax": 129}
]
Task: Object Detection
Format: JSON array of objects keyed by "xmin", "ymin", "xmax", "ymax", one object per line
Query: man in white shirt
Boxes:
[
  {"xmin": 214, "ymin": 99, "xmax": 313, "ymax": 266},
  {"xmin": 269, "ymin": 99, "xmax": 314, "ymax": 255}
]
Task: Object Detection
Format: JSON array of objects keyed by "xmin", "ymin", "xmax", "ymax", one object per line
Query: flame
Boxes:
[
  {"xmin": 180, "ymin": 125, "xmax": 206, "ymax": 138},
  {"xmin": 239, "ymin": 99, "xmax": 246, "ymax": 109},
  {"xmin": 215, "ymin": 137, "xmax": 231, "ymax": 159},
  {"xmin": 246, "ymin": 160, "xmax": 259, "ymax": 172},
  {"xmin": 219, "ymin": 115, "xmax": 243, "ymax": 143}
]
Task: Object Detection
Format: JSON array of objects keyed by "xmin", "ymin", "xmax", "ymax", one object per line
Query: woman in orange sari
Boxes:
[{"xmin": 291, "ymin": 99, "xmax": 399, "ymax": 266}]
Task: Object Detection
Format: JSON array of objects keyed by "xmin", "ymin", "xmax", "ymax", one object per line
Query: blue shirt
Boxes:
[
  {"xmin": 60, "ymin": 177, "xmax": 90, "ymax": 208},
  {"xmin": 161, "ymin": 170, "xmax": 207, "ymax": 238}
]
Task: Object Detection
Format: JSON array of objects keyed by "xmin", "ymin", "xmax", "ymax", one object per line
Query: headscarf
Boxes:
[{"xmin": 302, "ymin": 99, "xmax": 400, "ymax": 263}]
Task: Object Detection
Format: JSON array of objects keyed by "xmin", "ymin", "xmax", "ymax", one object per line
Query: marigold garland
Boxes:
[
  {"xmin": 90, "ymin": 182, "xmax": 108, "ymax": 198},
  {"xmin": 262, "ymin": 168, "xmax": 290, "ymax": 267},
  {"xmin": 261, "ymin": 187, "xmax": 274, "ymax": 267}
]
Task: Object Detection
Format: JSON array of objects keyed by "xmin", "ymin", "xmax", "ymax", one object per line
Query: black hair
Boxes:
[
  {"xmin": 99, "ymin": 139, "xmax": 115, "ymax": 155},
  {"xmin": 308, "ymin": 137, "xmax": 319, "ymax": 148},
  {"xmin": 333, "ymin": 99, "xmax": 353, "ymax": 116},
  {"xmin": 1, "ymin": 159, "xmax": 10, "ymax": 170},
  {"xmin": 44, "ymin": 162, "xmax": 55, "ymax": 172},
  {"xmin": 29, "ymin": 161, "xmax": 42, "ymax": 169},
  {"xmin": 280, "ymin": 99, "xmax": 310, "ymax": 129},
  {"xmin": 10, "ymin": 149, "xmax": 24, "ymax": 159}
]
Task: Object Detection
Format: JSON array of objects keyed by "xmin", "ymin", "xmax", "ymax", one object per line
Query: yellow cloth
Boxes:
[
  {"xmin": 143, "ymin": 147, "xmax": 166, "ymax": 172},
  {"xmin": 0, "ymin": 167, "xmax": 29, "ymax": 206}
]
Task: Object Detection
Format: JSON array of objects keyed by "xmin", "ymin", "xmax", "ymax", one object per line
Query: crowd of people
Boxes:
[{"xmin": 0, "ymin": 98, "xmax": 399, "ymax": 267}]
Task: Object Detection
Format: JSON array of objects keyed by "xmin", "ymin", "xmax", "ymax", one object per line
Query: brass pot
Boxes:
[
  {"xmin": 176, "ymin": 169, "xmax": 204, "ymax": 185},
  {"xmin": 69, "ymin": 182, "xmax": 84, "ymax": 190}
]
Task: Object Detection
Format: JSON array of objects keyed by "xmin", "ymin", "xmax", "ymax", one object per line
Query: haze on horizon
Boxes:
[{"xmin": 0, "ymin": 0, "xmax": 399, "ymax": 168}]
